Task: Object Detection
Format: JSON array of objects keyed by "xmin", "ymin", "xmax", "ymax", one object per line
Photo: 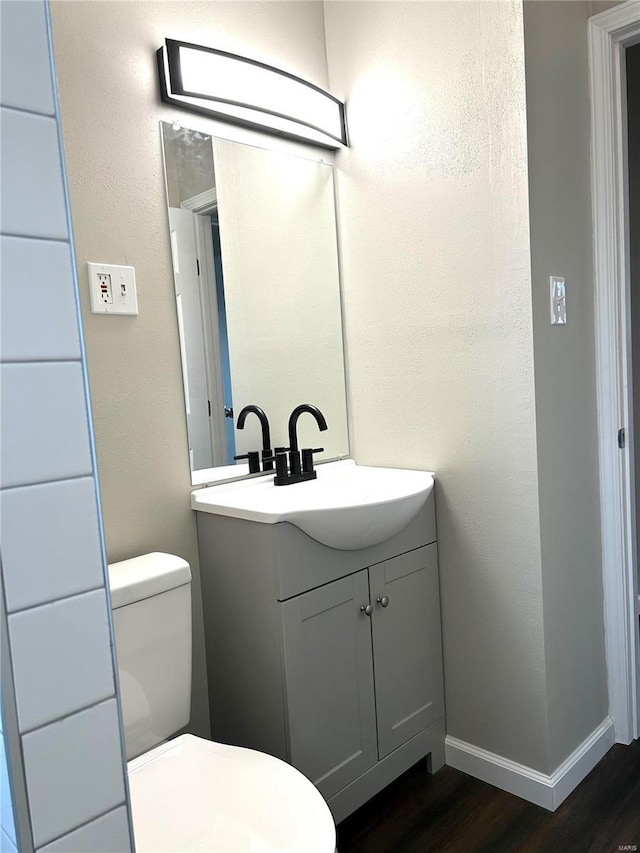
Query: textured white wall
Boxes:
[
  {"xmin": 523, "ymin": 0, "xmax": 608, "ymax": 771},
  {"xmin": 49, "ymin": 0, "xmax": 331, "ymax": 741},
  {"xmin": 45, "ymin": 0, "xmax": 613, "ymax": 785},
  {"xmin": 325, "ymin": 0, "xmax": 549, "ymax": 770}
]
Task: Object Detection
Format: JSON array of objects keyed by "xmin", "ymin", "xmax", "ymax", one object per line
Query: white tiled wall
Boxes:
[{"xmin": 0, "ymin": 1, "xmax": 133, "ymax": 850}]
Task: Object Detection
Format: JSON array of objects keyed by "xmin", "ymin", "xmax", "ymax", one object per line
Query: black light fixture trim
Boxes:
[{"xmin": 157, "ymin": 39, "xmax": 348, "ymax": 149}]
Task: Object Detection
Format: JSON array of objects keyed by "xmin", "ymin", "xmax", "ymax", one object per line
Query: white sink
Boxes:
[{"xmin": 191, "ymin": 459, "xmax": 434, "ymax": 550}]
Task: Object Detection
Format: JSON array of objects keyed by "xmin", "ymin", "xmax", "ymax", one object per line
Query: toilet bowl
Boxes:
[
  {"xmin": 108, "ymin": 553, "xmax": 336, "ymax": 852},
  {"xmin": 128, "ymin": 734, "xmax": 335, "ymax": 852}
]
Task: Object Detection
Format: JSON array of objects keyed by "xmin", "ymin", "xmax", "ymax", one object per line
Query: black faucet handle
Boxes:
[
  {"xmin": 263, "ymin": 453, "xmax": 289, "ymax": 480},
  {"xmin": 269, "ymin": 447, "xmax": 290, "ymax": 474},
  {"xmin": 233, "ymin": 451, "xmax": 261, "ymax": 474},
  {"xmin": 260, "ymin": 448, "xmax": 274, "ymax": 472},
  {"xmin": 301, "ymin": 447, "xmax": 324, "ymax": 474}
]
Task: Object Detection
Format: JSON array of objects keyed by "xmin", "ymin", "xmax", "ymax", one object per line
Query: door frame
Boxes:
[
  {"xmin": 181, "ymin": 189, "xmax": 229, "ymax": 465},
  {"xmin": 589, "ymin": 0, "xmax": 640, "ymax": 744}
]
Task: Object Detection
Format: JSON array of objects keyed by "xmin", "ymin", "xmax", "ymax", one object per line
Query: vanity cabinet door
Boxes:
[
  {"xmin": 281, "ymin": 570, "xmax": 378, "ymax": 800},
  {"xmin": 370, "ymin": 544, "xmax": 444, "ymax": 759}
]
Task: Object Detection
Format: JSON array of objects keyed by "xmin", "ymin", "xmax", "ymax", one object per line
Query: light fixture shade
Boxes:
[{"xmin": 157, "ymin": 39, "xmax": 347, "ymax": 149}]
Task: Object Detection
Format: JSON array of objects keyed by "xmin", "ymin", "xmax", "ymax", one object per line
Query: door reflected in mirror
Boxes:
[{"xmin": 160, "ymin": 123, "xmax": 349, "ymax": 484}]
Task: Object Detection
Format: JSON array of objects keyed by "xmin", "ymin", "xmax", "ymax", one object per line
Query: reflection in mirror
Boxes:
[{"xmin": 160, "ymin": 123, "xmax": 349, "ymax": 484}]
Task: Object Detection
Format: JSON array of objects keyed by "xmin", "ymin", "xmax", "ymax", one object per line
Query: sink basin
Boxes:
[{"xmin": 191, "ymin": 460, "xmax": 434, "ymax": 550}]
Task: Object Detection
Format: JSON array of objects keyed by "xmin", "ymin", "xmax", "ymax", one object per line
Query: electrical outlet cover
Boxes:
[{"xmin": 88, "ymin": 262, "xmax": 138, "ymax": 315}]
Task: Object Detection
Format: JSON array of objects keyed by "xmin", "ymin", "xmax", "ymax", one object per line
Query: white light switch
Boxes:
[
  {"xmin": 88, "ymin": 262, "xmax": 138, "ymax": 315},
  {"xmin": 550, "ymin": 276, "xmax": 566, "ymax": 325}
]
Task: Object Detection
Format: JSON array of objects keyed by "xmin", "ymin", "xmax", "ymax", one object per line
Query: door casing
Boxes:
[{"xmin": 589, "ymin": 0, "xmax": 640, "ymax": 744}]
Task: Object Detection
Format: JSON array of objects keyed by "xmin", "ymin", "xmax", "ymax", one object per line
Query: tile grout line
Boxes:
[
  {"xmin": 0, "ymin": 359, "xmax": 83, "ymax": 366},
  {"xmin": 35, "ymin": 801, "xmax": 127, "ymax": 851},
  {"xmin": 0, "ymin": 358, "xmax": 82, "ymax": 365},
  {"xmin": 19, "ymin": 695, "xmax": 117, "ymax": 739},
  {"xmin": 0, "ymin": 232, "xmax": 70, "ymax": 244},
  {"xmin": 0, "ymin": 231, "xmax": 70, "ymax": 246},
  {"xmin": 0, "ymin": 103, "xmax": 56, "ymax": 120},
  {"xmin": 6, "ymin": 583, "xmax": 109, "ymax": 617},
  {"xmin": 0, "ymin": 472, "xmax": 94, "ymax": 492}
]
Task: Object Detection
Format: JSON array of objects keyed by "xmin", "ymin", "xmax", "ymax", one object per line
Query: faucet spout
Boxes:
[
  {"xmin": 288, "ymin": 404, "xmax": 328, "ymax": 453},
  {"xmin": 237, "ymin": 405, "xmax": 272, "ymax": 451}
]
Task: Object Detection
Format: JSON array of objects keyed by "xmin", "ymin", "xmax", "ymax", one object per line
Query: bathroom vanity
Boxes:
[{"xmin": 193, "ymin": 463, "xmax": 445, "ymax": 822}]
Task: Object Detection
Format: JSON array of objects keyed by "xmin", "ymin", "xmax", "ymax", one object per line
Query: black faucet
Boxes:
[
  {"xmin": 235, "ymin": 405, "xmax": 274, "ymax": 471},
  {"xmin": 288, "ymin": 404, "xmax": 328, "ymax": 451},
  {"xmin": 271, "ymin": 404, "xmax": 328, "ymax": 486}
]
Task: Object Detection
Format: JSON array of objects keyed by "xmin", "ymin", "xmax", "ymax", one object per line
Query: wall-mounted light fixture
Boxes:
[{"xmin": 157, "ymin": 39, "xmax": 347, "ymax": 149}]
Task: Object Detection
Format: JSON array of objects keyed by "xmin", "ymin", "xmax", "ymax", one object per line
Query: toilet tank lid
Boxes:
[{"xmin": 108, "ymin": 552, "xmax": 191, "ymax": 610}]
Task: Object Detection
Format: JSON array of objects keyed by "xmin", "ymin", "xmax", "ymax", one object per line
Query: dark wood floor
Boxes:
[{"xmin": 337, "ymin": 740, "xmax": 640, "ymax": 853}]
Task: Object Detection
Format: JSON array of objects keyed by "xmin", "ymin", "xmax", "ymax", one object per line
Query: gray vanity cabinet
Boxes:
[
  {"xmin": 281, "ymin": 544, "xmax": 444, "ymax": 801},
  {"xmin": 195, "ymin": 492, "xmax": 445, "ymax": 823},
  {"xmin": 281, "ymin": 570, "xmax": 379, "ymax": 800},
  {"xmin": 370, "ymin": 545, "xmax": 444, "ymax": 759}
]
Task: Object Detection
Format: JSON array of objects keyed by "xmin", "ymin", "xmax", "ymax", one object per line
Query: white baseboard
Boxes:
[{"xmin": 445, "ymin": 717, "xmax": 615, "ymax": 811}]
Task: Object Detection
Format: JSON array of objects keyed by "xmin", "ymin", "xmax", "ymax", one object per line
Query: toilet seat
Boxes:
[{"xmin": 127, "ymin": 734, "xmax": 336, "ymax": 852}]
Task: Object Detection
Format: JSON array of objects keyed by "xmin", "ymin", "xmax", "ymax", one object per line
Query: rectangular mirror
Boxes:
[{"xmin": 160, "ymin": 123, "xmax": 349, "ymax": 484}]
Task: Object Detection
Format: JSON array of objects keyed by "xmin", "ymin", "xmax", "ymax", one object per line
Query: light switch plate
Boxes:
[
  {"xmin": 88, "ymin": 262, "xmax": 138, "ymax": 315},
  {"xmin": 550, "ymin": 275, "xmax": 566, "ymax": 325}
]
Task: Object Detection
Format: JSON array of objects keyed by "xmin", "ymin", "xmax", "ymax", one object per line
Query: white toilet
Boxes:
[{"xmin": 108, "ymin": 552, "xmax": 337, "ymax": 852}]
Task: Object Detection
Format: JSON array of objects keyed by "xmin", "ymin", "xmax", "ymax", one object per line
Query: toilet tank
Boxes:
[{"xmin": 108, "ymin": 553, "xmax": 192, "ymax": 760}]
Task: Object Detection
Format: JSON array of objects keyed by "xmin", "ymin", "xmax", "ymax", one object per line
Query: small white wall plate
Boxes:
[{"xmin": 550, "ymin": 275, "xmax": 567, "ymax": 325}]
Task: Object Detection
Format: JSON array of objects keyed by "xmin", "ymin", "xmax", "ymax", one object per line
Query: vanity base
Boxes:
[
  {"xmin": 195, "ymin": 494, "xmax": 445, "ymax": 822},
  {"xmin": 329, "ymin": 717, "xmax": 445, "ymax": 824}
]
